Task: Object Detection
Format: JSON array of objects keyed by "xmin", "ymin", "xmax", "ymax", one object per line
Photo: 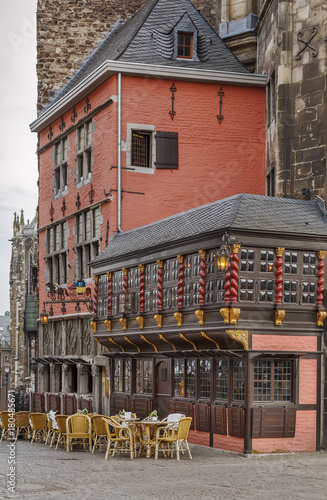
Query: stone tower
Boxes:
[
  {"xmin": 36, "ymin": 0, "xmax": 219, "ymax": 112},
  {"xmin": 9, "ymin": 210, "xmax": 38, "ymax": 408}
]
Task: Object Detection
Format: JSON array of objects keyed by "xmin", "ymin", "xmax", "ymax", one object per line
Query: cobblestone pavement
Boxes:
[{"xmin": 1, "ymin": 440, "xmax": 327, "ymax": 500}]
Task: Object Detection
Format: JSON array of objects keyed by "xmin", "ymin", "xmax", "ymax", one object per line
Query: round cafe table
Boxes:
[{"xmin": 137, "ymin": 420, "xmax": 168, "ymax": 458}]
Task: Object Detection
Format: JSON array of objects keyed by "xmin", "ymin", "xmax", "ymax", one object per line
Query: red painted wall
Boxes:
[{"xmin": 38, "ymin": 73, "xmax": 265, "ymax": 314}]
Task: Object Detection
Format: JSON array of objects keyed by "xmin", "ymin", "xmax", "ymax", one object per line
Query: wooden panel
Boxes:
[
  {"xmin": 34, "ymin": 393, "xmax": 44, "ymax": 413},
  {"xmin": 48, "ymin": 394, "xmax": 60, "ymax": 412},
  {"xmin": 64, "ymin": 395, "xmax": 77, "ymax": 415},
  {"xmin": 195, "ymin": 403, "xmax": 210, "ymax": 432},
  {"xmin": 129, "ymin": 396, "xmax": 153, "ymax": 419},
  {"xmin": 156, "ymin": 131, "xmax": 178, "ymax": 169},
  {"xmin": 228, "ymin": 407, "xmax": 244, "ymax": 438},
  {"xmin": 110, "ymin": 393, "xmax": 129, "ymax": 415},
  {"xmin": 80, "ymin": 398, "xmax": 93, "ymax": 413},
  {"xmin": 211, "ymin": 404, "xmax": 227, "ymax": 435},
  {"xmin": 170, "ymin": 400, "xmax": 194, "ymax": 430},
  {"xmin": 252, "ymin": 407, "xmax": 297, "ymax": 438}
]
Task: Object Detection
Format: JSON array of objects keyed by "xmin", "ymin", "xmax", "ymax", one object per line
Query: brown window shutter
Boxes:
[
  {"xmin": 228, "ymin": 407, "xmax": 245, "ymax": 437},
  {"xmin": 252, "ymin": 407, "xmax": 296, "ymax": 438},
  {"xmin": 195, "ymin": 403, "xmax": 210, "ymax": 432},
  {"xmin": 284, "ymin": 408, "xmax": 296, "ymax": 438},
  {"xmin": 252, "ymin": 407, "xmax": 262, "ymax": 438},
  {"xmin": 156, "ymin": 131, "xmax": 178, "ymax": 169},
  {"xmin": 211, "ymin": 404, "xmax": 227, "ymax": 435}
]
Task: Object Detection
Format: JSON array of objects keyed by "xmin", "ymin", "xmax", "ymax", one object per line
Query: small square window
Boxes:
[
  {"xmin": 177, "ymin": 33, "xmax": 193, "ymax": 59},
  {"xmin": 132, "ymin": 131, "xmax": 151, "ymax": 168}
]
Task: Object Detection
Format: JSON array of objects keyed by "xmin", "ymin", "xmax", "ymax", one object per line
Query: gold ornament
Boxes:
[
  {"xmin": 317, "ymin": 310, "xmax": 327, "ymax": 327},
  {"xmin": 274, "ymin": 309, "xmax": 285, "ymax": 326},
  {"xmin": 119, "ymin": 318, "xmax": 127, "ymax": 331},
  {"xmin": 136, "ymin": 316, "xmax": 144, "ymax": 330},
  {"xmin": 154, "ymin": 314, "xmax": 162, "ymax": 328},
  {"xmin": 173, "ymin": 312, "xmax": 182, "ymax": 327},
  {"xmin": 219, "ymin": 307, "xmax": 230, "ymax": 324},
  {"xmin": 90, "ymin": 321, "xmax": 96, "ymax": 333},
  {"xmin": 104, "ymin": 319, "xmax": 111, "ymax": 332},
  {"xmin": 226, "ymin": 330, "xmax": 248, "ymax": 350},
  {"xmin": 229, "ymin": 308, "xmax": 241, "ymax": 325},
  {"xmin": 194, "ymin": 309, "xmax": 204, "ymax": 325}
]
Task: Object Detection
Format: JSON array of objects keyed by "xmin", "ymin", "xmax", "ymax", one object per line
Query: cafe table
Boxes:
[{"xmin": 136, "ymin": 419, "xmax": 169, "ymax": 458}]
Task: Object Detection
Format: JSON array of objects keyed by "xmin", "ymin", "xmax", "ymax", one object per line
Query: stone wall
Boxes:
[
  {"xmin": 36, "ymin": 0, "xmax": 218, "ymax": 112},
  {"xmin": 257, "ymin": 0, "xmax": 327, "ymax": 200}
]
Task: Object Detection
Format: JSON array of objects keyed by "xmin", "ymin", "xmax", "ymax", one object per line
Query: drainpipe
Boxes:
[{"xmin": 117, "ymin": 72, "xmax": 122, "ymax": 232}]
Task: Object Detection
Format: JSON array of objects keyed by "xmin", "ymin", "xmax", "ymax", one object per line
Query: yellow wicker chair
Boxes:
[
  {"xmin": 50, "ymin": 415, "xmax": 68, "ymax": 450},
  {"xmin": 30, "ymin": 413, "xmax": 47, "ymax": 444},
  {"xmin": 91, "ymin": 415, "xmax": 108, "ymax": 453},
  {"xmin": 0, "ymin": 411, "xmax": 11, "ymax": 441},
  {"xmin": 66, "ymin": 414, "xmax": 92, "ymax": 453},
  {"xmin": 103, "ymin": 417, "xmax": 135, "ymax": 460},
  {"xmin": 15, "ymin": 411, "xmax": 31, "ymax": 442},
  {"xmin": 155, "ymin": 417, "xmax": 193, "ymax": 461}
]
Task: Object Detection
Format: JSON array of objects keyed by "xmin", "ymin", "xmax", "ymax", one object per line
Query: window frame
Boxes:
[
  {"xmin": 53, "ymin": 136, "xmax": 68, "ymax": 197},
  {"xmin": 74, "ymin": 207, "xmax": 101, "ymax": 281},
  {"xmin": 75, "ymin": 119, "xmax": 93, "ymax": 185},
  {"xmin": 46, "ymin": 222, "xmax": 68, "ymax": 284},
  {"xmin": 177, "ymin": 32, "xmax": 193, "ymax": 59}
]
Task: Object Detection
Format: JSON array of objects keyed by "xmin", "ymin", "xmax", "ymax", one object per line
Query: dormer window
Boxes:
[{"xmin": 177, "ymin": 32, "xmax": 193, "ymax": 59}]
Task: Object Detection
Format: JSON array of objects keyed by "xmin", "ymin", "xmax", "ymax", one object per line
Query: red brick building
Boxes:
[{"xmin": 30, "ymin": 0, "xmax": 265, "ymax": 417}]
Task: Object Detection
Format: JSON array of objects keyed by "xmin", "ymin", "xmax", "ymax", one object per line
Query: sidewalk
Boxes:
[{"xmin": 1, "ymin": 440, "xmax": 327, "ymax": 500}]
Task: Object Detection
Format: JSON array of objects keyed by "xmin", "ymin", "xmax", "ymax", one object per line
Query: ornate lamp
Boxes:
[
  {"xmin": 216, "ymin": 233, "xmax": 231, "ymax": 272},
  {"xmin": 40, "ymin": 303, "xmax": 48, "ymax": 324}
]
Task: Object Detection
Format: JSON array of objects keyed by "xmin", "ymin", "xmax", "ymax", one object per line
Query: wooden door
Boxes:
[{"xmin": 155, "ymin": 360, "xmax": 171, "ymax": 419}]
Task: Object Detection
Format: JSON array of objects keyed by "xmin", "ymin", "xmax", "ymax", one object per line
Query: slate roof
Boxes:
[
  {"xmin": 41, "ymin": 0, "xmax": 248, "ymax": 114},
  {"xmin": 91, "ymin": 194, "xmax": 327, "ymax": 267}
]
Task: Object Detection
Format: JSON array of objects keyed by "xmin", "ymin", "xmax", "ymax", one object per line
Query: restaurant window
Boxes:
[
  {"xmin": 233, "ymin": 360, "xmax": 245, "ymax": 401},
  {"xmin": 136, "ymin": 360, "xmax": 153, "ymax": 394},
  {"xmin": 254, "ymin": 360, "xmax": 292, "ymax": 402},
  {"xmin": 76, "ymin": 119, "xmax": 93, "ymax": 183},
  {"xmin": 124, "ymin": 359, "xmax": 132, "ymax": 393},
  {"xmin": 114, "ymin": 359, "xmax": 123, "ymax": 392},
  {"xmin": 199, "ymin": 359, "xmax": 211, "ymax": 398},
  {"xmin": 216, "ymin": 359, "xmax": 228, "ymax": 400},
  {"xmin": 174, "ymin": 360, "xmax": 184, "ymax": 396},
  {"xmin": 186, "ymin": 360, "xmax": 196, "ymax": 397},
  {"xmin": 177, "ymin": 32, "xmax": 193, "ymax": 59}
]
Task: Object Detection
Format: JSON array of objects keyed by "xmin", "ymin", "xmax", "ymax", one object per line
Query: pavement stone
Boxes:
[{"xmin": 1, "ymin": 440, "xmax": 327, "ymax": 500}]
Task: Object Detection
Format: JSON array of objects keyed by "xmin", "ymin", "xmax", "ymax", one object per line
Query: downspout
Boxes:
[{"xmin": 117, "ymin": 72, "xmax": 122, "ymax": 232}]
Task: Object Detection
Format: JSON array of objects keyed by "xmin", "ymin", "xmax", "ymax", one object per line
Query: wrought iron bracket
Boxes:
[
  {"xmin": 84, "ymin": 97, "xmax": 91, "ymax": 114},
  {"xmin": 169, "ymin": 82, "xmax": 177, "ymax": 120},
  {"xmin": 71, "ymin": 107, "xmax": 78, "ymax": 124},
  {"xmin": 217, "ymin": 87, "xmax": 224, "ymax": 124},
  {"xmin": 76, "ymin": 192, "xmax": 81, "ymax": 210},
  {"xmin": 48, "ymin": 126, "xmax": 53, "ymax": 141},
  {"xmin": 59, "ymin": 116, "xmax": 66, "ymax": 131},
  {"xmin": 296, "ymin": 27, "xmax": 318, "ymax": 60},
  {"xmin": 49, "ymin": 202, "xmax": 54, "ymax": 222}
]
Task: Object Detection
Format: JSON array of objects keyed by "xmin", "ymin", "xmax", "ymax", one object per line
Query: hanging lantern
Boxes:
[
  {"xmin": 216, "ymin": 244, "xmax": 230, "ymax": 271},
  {"xmin": 40, "ymin": 305, "xmax": 48, "ymax": 324}
]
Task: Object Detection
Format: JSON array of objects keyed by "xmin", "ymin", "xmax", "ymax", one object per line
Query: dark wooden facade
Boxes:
[{"xmin": 91, "ymin": 194, "xmax": 327, "ymax": 453}]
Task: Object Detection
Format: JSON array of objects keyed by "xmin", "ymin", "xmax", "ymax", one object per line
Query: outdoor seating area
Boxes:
[{"xmin": 0, "ymin": 410, "xmax": 193, "ymax": 461}]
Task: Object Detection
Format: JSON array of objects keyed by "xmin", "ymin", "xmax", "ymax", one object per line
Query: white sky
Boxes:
[{"xmin": 0, "ymin": 1, "xmax": 38, "ymax": 314}]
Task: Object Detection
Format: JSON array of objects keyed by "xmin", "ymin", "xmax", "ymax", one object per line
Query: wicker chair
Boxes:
[
  {"xmin": 0, "ymin": 411, "xmax": 11, "ymax": 442},
  {"xmin": 91, "ymin": 415, "xmax": 108, "ymax": 453},
  {"xmin": 155, "ymin": 417, "xmax": 193, "ymax": 461},
  {"xmin": 103, "ymin": 417, "xmax": 135, "ymax": 460},
  {"xmin": 30, "ymin": 412, "xmax": 47, "ymax": 444},
  {"xmin": 50, "ymin": 415, "xmax": 68, "ymax": 450},
  {"xmin": 15, "ymin": 411, "xmax": 31, "ymax": 442},
  {"xmin": 66, "ymin": 414, "xmax": 92, "ymax": 453}
]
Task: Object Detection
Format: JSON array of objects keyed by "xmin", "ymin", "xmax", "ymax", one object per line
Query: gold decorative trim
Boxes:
[
  {"xmin": 108, "ymin": 337, "xmax": 124, "ymax": 352},
  {"xmin": 177, "ymin": 254, "xmax": 184, "ymax": 263},
  {"xmin": 122, "ymin": 267, "xmax": 128, "ymax": 276},
  {"xmin": 156, "ymin": 260, "xmax": 163, "ymax": 268},
  {"xmin": 124, "ymin": 336, "xmax": 140, "ymax": 352},
  {"xmin": 317, "ymin": 310, "xmax": 327, "ymax": 327},
  {"xmin": 104, "ymin": 319, "xmax": 111, "ymax": 332},
  {"xmin": 173, "ymin": 312, "xmax": 182, "ymax": 327},
  {"xmin": 106, "ymin": 272, "xmax": 112, "ymax": 279},
  {"xmin": 229, "ymin": 307, "xmax": 241, "ymax": 325},
  {"xmin": 201, "ymin": 331, "xmax": 220, "ymax": 350},
  {"xmin": 226, "ymin": 330, "xmax": 248, "ymax": 350},
  {"xmin": 198, "ymin": 249, "xmax": 206, "ymax": 259},
  {"xmin": 93, "ymin": 275, "xmax": 99, "ymax": 283},
  {"xmin": 154, "ymin": 314, "xmax": 162, "ymax": 328},
  {"xmin": 194, "ymin": 309, "xmax": 204, "ymax": 325},
  {"xmin": 158, "ymin": 334, "xmax": 176, "ymax": 351},
  {"xmin": 318, "ymin": 251, "xmax": 327, "ymax": 259},
  {"xmin": 231, "ymin": 244, "xmax": 241, "ymax": 254},
  {"xmin": 95, "ymin": 338, "xmax": 110, "ymax": 352},
  {"xmin": 138, "ymin": 264, "xmax": 145, "ymax": 272},
  {"xmin": 140, "ymin": 335, "xmax": 158, "ymax": 352},
  {"xmin": 90, "ymin": 321, "xmax": 96, "ymax": 333},
  {"xmin": 219, "ymin": 307, "xmax": 230, "ymax": 324},
  {"xmin": 274, "ymin": 309, "xmax": 285, "ymax": 326},
  {"xmin": 179, "ymin": 333, "xmax": 197, "ymax": 351},
  {"xmin": 119, "ymin": 317, "xmax": 127, "ymax": 331},
  {"xmin": 136, "ymin": 316, "xmax": 144, "ymax": 330},
  {"xmin": 276, "ymin": 247, "xmax": 285, "ymax": 257}
]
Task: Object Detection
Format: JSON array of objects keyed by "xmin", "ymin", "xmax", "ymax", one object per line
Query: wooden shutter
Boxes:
[
  {"xmin": 195, "ymin": 403, "xmax": 210, "ymax": 432},
  {"xmin": 211, "ymin": 404, "xmax": 227, "ymax": 435},
  {"xmin": 156, "ymin": 131, "xmax": 178, "ymax": 169},
  {"xmin": 252, "ymin": 407, "xmax": 296, "ymax": 438},
  {"xmin": 129, "ymin": 396, "xmax": 153, "ymax": 419},
  {"xmin": 228, "ymin": 407, "xmax": 245, "ymax": 437},
  {"xmin": 110, "ymin": 393, "xmax": 129, "ymax": 415},
  {"xmin": 169, "ymin": 400, "xmax": 194, "ymax": 429},
  {"xmin": 34, "ymin": 393, "xmax": 45, "ymax": 413}
]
